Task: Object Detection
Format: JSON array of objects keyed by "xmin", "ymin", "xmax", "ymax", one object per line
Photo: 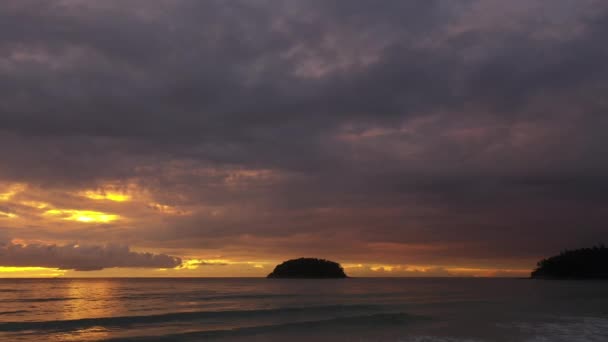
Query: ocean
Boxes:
[{"xmin": 0, "ymin": 278, "xmax": 607, "ymax": 341}]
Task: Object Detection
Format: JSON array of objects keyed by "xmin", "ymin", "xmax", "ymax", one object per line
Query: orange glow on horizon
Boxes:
[
  {"xmin": 342, "ymin": 263, "xmax": 531, "ymax": 277},
  {"xmin": 0, "ymin": 266, "xmax": 65, "ymax": 277},
  {"xmin": 370, "ymin": 265, "xmax": 395, "ymax": 272},
  {"xmin": 0, "ymin": 256, "xmax": 532, "ymax": 278},
  {"xmin": 179, "ymin": 258, "xmax": 232, "ymax": 270},
  {"xmin": 446, "ymin": 267, "xmax": 530, "ymax": 277}
]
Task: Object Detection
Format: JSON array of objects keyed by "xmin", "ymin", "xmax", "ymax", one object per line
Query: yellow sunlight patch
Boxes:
[
  {"xmin": 0, "ymin": 267, "xmax": 65, "ymax": 277},
  {"xmin": 44, "ymin": 209, "xmax": 119, "ymax": 223},
  {"xmin": 0, "ymin": 211, "xmax": 17, "ymax": 218},
  {"xmin": 83, "ymin": 190, "xmax": 131, "ymax": 202}
]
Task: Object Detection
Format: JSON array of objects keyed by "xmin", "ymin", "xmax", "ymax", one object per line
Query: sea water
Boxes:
[{"xmin": 0, "ymin": 278, "xmax": 607, "ymax": 341}]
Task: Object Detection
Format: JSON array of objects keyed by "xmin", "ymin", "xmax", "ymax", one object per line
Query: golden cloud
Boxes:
[
  {"xmin": 43, "ymin": 209, "xmax": 120, "ymax": 223},
  {"xmin": 178, "ymin": 258, "xmax": 231, "ymax": 270},
  {"xmin": 0, "ymin": 211, "xmax": 17, "ymax": 219},
  {"xmin": 0, "ymin": 183, "xmax": 26, "ymax": 201},
  {"xmin": 148, "ymin": 202, "xmax": 190, "ymax": 216},
  {"xmin": 81, "ymin": 190, "xmax": 132, "ymax": 202},
  {"xmin": 20, "ymin": 200, "xmax": 50, "ymax": 209}
]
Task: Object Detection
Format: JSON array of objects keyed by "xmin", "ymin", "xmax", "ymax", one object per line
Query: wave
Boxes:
[
  {"xmin": 206, "ymin": 293, "xmax": 298, "ymax": 299},
  {"xmin": 0, "ymin": 310, "xmax": 29, "ymax": 316},
  {"xmin": 114, "ymin": 293, "xmax": 300, "ymax": 301},
  {"xmin": 0, "ymin": 304, "xmax": 383, "ymax": 332},
  {"xmin": 104, "ymin": 312, "xmax": 421, "ymax": 341},
  {"xmin": 3, "ymin": 297, "xmax": 79, "ymax": 303}
]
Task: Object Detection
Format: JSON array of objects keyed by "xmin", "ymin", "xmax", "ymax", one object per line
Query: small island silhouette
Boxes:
[
  {"xmin": 267, "ymin": 258, "xmax": 348, "ymax": 278},
  {"xmin": 531, "ymin": 245, "xmax": 608, "ymax": 279}
]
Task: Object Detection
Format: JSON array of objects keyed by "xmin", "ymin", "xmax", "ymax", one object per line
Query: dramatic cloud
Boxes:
[
  {"xmin": 0, "ymin": 0, "xmax": 607, "ymax": 276},
  {"xmin": 0, "ymin": 240, "xmax": 181, "ymax": 271}
]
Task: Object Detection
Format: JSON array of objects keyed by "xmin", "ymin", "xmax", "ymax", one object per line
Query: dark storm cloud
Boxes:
[
  {"xmin": 0, "ymin": 1, "xmax": 604, "ymax": 158},
  {"xmin": 1, "ymin": 0, "xmax": 608, "ymax": 266},
  {"xmin": 0, "ymin": 0, "xmax": 459, "ymax": 140},
  {"xmin": 0, "ymin": 240, "xmax": 181, "ymax": 271}
]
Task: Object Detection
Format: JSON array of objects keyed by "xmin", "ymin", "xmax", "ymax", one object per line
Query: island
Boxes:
[
  {"xmin": 531, "ymin": 245, "xmax": 608, "ymax": 279},
  {"xmin": 267, "ymin": 258, "xmax": 348, "ymax": 278}
]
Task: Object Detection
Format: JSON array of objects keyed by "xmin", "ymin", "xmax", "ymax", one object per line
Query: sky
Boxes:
[{"xmin": 0, "ymin": 0, "xmax": 607, "ymax": 277}]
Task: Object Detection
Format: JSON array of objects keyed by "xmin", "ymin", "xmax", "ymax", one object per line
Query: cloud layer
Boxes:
[
  {"xmin": 0, "ymin": 240, "xmax": 181, "ymax": 271},
  {"xmin": 0, "ymin": 0, "xmax": 607, "ymax": 274}
]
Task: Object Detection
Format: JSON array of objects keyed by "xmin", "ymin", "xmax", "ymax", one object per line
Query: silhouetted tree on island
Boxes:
[
  {"xmin": 531, "ymin": 245, "xmax": 608, "ymax": 279},
  {"xmin": 267, "ymin": 258, "xmax": 348, "ymax": 278}
]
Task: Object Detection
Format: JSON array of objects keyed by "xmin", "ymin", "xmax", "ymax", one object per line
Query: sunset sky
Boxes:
[{"xmin": 1, "ymin": 0, "xmax": 607, "ymax": 277}]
